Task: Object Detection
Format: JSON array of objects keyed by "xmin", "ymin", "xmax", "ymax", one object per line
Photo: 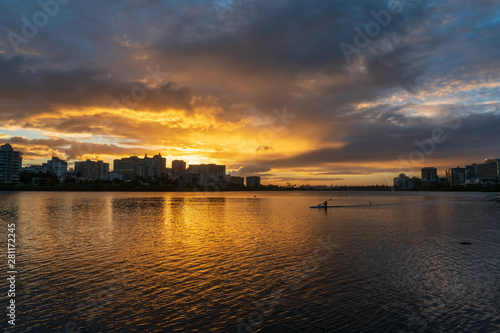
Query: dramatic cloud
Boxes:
[{"xmin": 0, "ymin": 0, "xmax": 499, "ymax": 184}]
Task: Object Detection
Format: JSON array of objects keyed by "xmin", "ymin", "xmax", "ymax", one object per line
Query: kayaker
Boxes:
[{"xmin": 324, "ymin": 201, "xmax": 328, "ymax": 208}]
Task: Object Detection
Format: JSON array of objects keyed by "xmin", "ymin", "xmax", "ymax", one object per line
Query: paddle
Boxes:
[{"xmin": 318, "ymin": 199, "xmax": 332, "ymax": 206}]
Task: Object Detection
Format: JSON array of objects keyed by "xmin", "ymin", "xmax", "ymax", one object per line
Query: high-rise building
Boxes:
[
  {"xmin": 393, "ymin": 173, "xmax": 413, "ymax": 190},
  {"xmin": 114, "ymin": 156, "xmax": 143, "ymax": 180},
  {"xmin": 75, "ymin": 160, "xmax": 109, "ymax": 180},
  {"xmin": 465, "ymin": 163, "xmax": 478, "ymax": 180},
  {"xmin": 0, "ymin": 143, "xmax": 22, "ymax": 183},
  {"xmin": 46, "ymin": 157, "xmax": 68, "ymax": 180},
  {"xmin": 114, "ymin": 154, "xmax": 166, "ymax": 180},
  {"xmin": 246, "ymin": 176, "xmax": 261, "ymax": 187},
  {"xmin": 172, "ymin": 160, "xmax": 187, "ymax": 178},
  {"xmin": 476, "ymin": 158, "xmax": 500, "ymax": 180},
  {"xmin": 446, "ymin": 167, "xmax": 467, "ymax": 186},
  {"xmin": 421, "ymin": 167, "xmax": 438, "ymax": 183},
  {"xmin": 143, "ymin": 154, "xmax": 166, "ymax": 178},
  {"xmin": 215, "ymin": 165, "xmax": 226, "ymax": 183},
  {"xmin": 187, "ymin": 164, "xmax": 227, "ymax": 186}
]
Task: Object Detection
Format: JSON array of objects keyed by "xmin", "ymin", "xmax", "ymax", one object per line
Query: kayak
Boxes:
[
  {"xmin": 310, "ymin": 204, "xmax": 372, "ymax": 208},
  {"xmin": 310, "ymin": 205, "xmax": 345, "ymax": 208}
]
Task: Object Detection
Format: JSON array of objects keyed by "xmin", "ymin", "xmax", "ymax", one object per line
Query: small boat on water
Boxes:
[
  {"xmin": 312, "ymin": 199, "xmax": 335, "ymax": 208},
  {"xmin": 310, "ymin": 205, "xmax": 343, "ymax": 208}
]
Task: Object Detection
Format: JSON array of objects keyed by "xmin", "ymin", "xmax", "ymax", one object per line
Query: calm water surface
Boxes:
[{"xmin": 1, "ymin": 191, "xmax": 499, "ymax": 332}]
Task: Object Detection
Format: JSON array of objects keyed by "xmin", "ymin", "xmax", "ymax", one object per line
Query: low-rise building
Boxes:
[
  {"xmin": 66, "ymin": 168, "xmax": 77, "ymax": 179},
  {"xmin": 23, "ymin": 165, "xmax": 45, "ymax": 174},
  {"xmin": 465, "ymin": 178, "xmax": 497, "ymax": 186},
  {"xmin": 107, "ymin": 172, "xmax": 124, "ymax": 181},
  {"xmin": 229, "ymin": 176, "xmax": 244, "ymax": 186}
]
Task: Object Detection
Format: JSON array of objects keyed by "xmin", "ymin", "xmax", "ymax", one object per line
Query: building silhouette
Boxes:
[
  {"xmin": 465, "ymin": 163, "xmax": 478, "ymax": 180},
  {"xmin": 446, "ymin": 167, "xmax": 467, "ymax": 186},
  {"xmin": 23, "ymin": 165, "xmax": 45, "ymax": 174},
  {"xmin": 114, "ymin": 154, "xmax": 166, "ymax": 180},
  {"xmin": 421, "ymin": 167, "xmax": 437, "ymax": 183},
  {"xmin": 443, "ymin": 158, "xmax": 499, "ymax": 186},
  {"xmin": 186, "ymin": 164, "xmax": 226, "ymax": 186},
  {"xmin": 0, "ymin": 143, "xmax": 22, "ymax": 183},
  {"xmin": 172, "ymin": 160, "xmax": 187, "ymax": 178},
  {"xmin": 143, "ymin": 154, "xmax": 167, "ymax": 178},
  {"xmin": 113, "ymin": 156, "xmax": 142, "ymax": 180},
  {"xmin": 393, "ymin": 173, "xmax": 413, "ymax": 190},
  {"xmin": 45, "ymin": 157, "xmax": 68, "ymax": 180},
  {"xmin": 246, "ymin": 176, "xmax": 261, "ymax": 187},
  {"xmin": 75, "ymin": 160, "xmax": 109, "ymax": 180},
  {"xmin": 476, "ymin": 158, "xmax": 500, "ymax": 180},
  {"xmin": 229, "ymin": 176, "xmax": 244, "ymax": 186}
]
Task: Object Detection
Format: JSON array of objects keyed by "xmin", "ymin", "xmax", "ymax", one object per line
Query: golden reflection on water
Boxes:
[{"xmin": 1, "ymin": 191, "xmax": 499, "ymax": 332}]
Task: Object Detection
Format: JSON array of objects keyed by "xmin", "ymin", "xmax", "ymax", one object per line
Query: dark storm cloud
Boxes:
[
  {"xmin": 0, "ymin": 55, "xmax": 193, "ymax": 119},
  {"xmin": 233, "ymin": 165, "xmax": 272, "ymax": 175},
  {"xmin": 241, "ymin": 111, "xmax": 500, "ymax": 173},
  {"xmin": 151, "ymin": 0, "xmax": 435, "ymax": 104}
]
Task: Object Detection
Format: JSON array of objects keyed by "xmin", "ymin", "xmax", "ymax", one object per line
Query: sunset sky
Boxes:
[{"xmin": 1, "ymin": 0, "xmax": 499, "ymax": 185}]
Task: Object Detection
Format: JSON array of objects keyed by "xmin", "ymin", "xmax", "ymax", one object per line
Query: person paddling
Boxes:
[{"xmin": 324, "ymin": 201, "xmax": 328, "ymax": 208}]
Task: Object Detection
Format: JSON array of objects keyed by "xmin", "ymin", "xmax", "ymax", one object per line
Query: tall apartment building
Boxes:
[
  {"xmin": 465, "ymin": 163, "xmax": 478, "ymax": 180},
  {"xmin": 246, "ymin": 176, "xmax": 261, "ymax": 187},
  {"xmin": 143, "ymin": 154, "xmax": 167, "ymax": 179},
  {"xmin": 75, "ymin": 160, "xmax": 109, "ymax": 180},
  {"xmin": 114, "ymin": 156, "xmax": 143, "ymax": 180},
  {"xmin": 393, "ymin": 173, "xmax": 413, "ymax": 190},
  {"xmin": 0, "ymin": 143, "xmax": 22, "ymax": 183},
  {"xmin": 421, "ymin": 167, "xmax": 438, "ymax": 183},
  {"xmin": 446, "ymin": 167, "xmax": 467, "ymax": 186},
  {"xmin": 476, "ymin": 159, "xmax": 500, "ymax": 180},
  {"xmin": 187, "ymin": 164, "xmax": 226, "ymax": 185},
  {"xmin": 172, "ymin": 160, "xmax": 187, "ymax": 178},
  {"xmin": 114, "ymin": 154, "xmax": 166, "ymax": 180},
  {"xmin": 45, "ymin": 157, "xmax": 68, "ymax": 180}
]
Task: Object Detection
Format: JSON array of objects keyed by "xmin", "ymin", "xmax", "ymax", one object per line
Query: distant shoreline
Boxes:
[{"xmin": 1, "ymin": 187, "xmax": 499, "ymax": 193}]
